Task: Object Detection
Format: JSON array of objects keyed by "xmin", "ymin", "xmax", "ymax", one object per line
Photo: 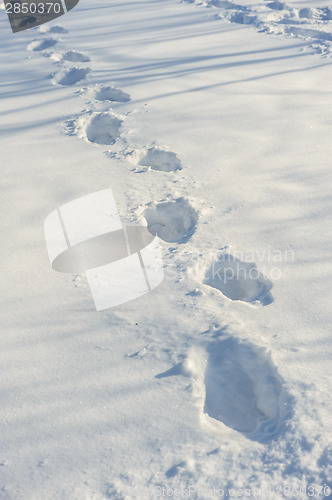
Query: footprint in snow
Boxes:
[
  {"xmin": 71, "ymin": 112, "xmax": 123, "ymax": 145},
  {"xmin": 298, "ymin": 7, "xmax": 332, "ymax": 21},
  {"xmin": 203, "ymin": 253, "xmax": 273, "ymax": 305},
  {"xmin": 27, "ymin": 38, "xmax": 57, "ymax": 51},
  {"xmin": 265, "ymin": 0, "xmax": 332, "ymax": 20},
  {"xmin": 228, "ymin": 12, "xmax": 257, "ymax": 24},
  {"xmin": 165, "ymin": 460, "xmax": 194, "ymax": 479},
  {"xmin": 266, "ymin": 1, "xmax": 287, "ymax": 11},
  {"xmin": 38, "ymin": 24, "xmax": 68, "ymax": 34},
  {"xmin": 93, "ymin": 86, "xmax": 131, "ymax": 103},
  {"xmin": 130, "ymin": 146, "xmax": 182, "ymax": 172},
  {"xmin": 285, "ymin": 26, "xmax": 332, "ymax": 43},
  {"xmin": 104, "ymin": 482, "xmax": 126, "ymax": 500},
  {"xmin": 204, "ymin": 337, "xmax": 285, "ymax": 435},
  {"xmin": 50, "ymin": 51, "xmax": 90, "ymax": 63},
  {"xmin": 211, "ymin": 0, "xmax": 246, "ymax": 9},
  {"xmin": 53, "ymin": 67, "xmax": 90, "ymax": 86},
  {"xmin": 144, "ymin": 198, "xmax": 198, "ymax": 243}
]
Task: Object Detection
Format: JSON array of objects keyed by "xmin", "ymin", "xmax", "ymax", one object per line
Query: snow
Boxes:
[
  {"xmin": 144, "ymin": 198, "xmax": 198, "ymax": 243},
  {"xmin": 0, "ymin": 0, "xmax": 331, "ymax": 498}
]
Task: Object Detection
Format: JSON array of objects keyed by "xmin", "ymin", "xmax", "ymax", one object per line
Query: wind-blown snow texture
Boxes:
[{"xmin": 0, "ymin": 0, "xmax": 331, "ymax": 498}]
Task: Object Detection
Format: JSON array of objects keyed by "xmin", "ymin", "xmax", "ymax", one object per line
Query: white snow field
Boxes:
[{"xmin": 0, "ymin": 0, "xmax": 331, "ymax": 498}]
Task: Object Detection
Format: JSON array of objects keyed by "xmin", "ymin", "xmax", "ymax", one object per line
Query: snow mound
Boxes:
[
  {"xmin": 144, "ymin": 198, "xmax": 198, "ymax": 243},
  {"xmin": 203, "ymin": 254, "xmax": 273, "ymax": 305},
  {"xmin": 53, "ymin": 67, "xmax": 90, "ymax": 86},
  {"xmin": 27, "ymin": 39, "xmax": 57, "ymax": 52},
  {"xmin": 204, "ymin": 338, "xmax": 284, "ymax": 434}
]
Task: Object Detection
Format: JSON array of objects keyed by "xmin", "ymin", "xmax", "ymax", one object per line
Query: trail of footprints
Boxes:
[
  {"xmin": 28, "ymin": 22, "xmax": 285, "ymax": 439},
  {"xmin": 186, "ymin": 0, "xmax": 332, "ymax": 56}
]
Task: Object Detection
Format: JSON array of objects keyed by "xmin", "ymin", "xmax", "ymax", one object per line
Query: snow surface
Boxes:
[{"xmin": 0, "ymin": 0, "xmax": 331, "ymax": 498}]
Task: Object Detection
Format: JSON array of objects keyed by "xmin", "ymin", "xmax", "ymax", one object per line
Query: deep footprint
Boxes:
[
  {"xmin": 266, "ymin": 1, "xmax": 287, "ymax": 10},
  {"xmin": 211, "ymin": 0, "xmax": 246, "ymax": 9},
  {"xmin": 38, "ymin": 25, "xmax": 68, "ymax": 33},
  {"xmin": 51, "ymin": 51, "xmax": 90, "ymax": 63},
  {"xmin": 94, "ymin": 86, "xmax": 130, "ymax": 103},
  {"xmin": 204, "ymin": 338, "xmax": 284, "ymax": 434},
  {"xmin": 229, "ymin": 12, "xmax": 257, "ymax": 24},
  {"xmin": 203, "ymin": 254, "xmax": 273, "ymax": 305},
  {"xmin": 27, "ymin": 39, "xmax": 57, "ymax": 51},
  {"xmin": 144, "ymin": 198, "xmax": 198, "ymax": 243},
  {"xmin": 53, "ymin": 67, "xmax": 90, "ymax": 86},
  {"xmin": 136, "ymin": 147, "xmax": 182, "ymax": 172},
  {"xmin": 81, "ymin": 112, "xmax": 122, "ymax": 145}
]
